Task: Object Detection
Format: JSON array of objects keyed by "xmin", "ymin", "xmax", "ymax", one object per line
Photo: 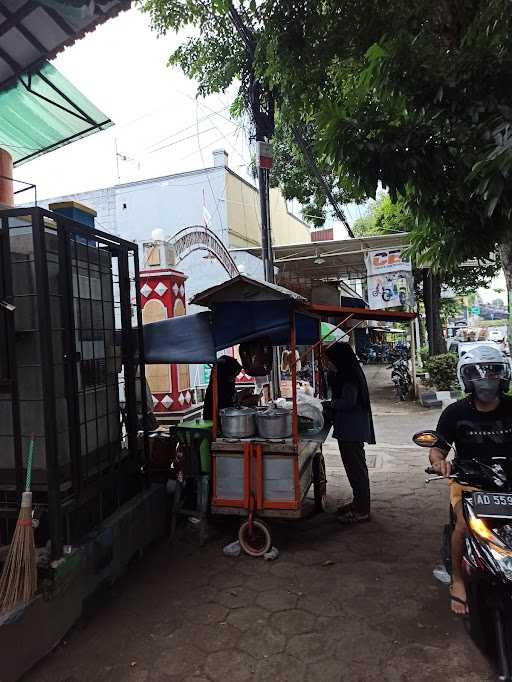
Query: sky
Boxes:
[
  {"xmin": 9, "ymin": 6, "xmax": 505, "ymax": 302},
  {"xmin": 12, "ymin": 6, "xmax": 363, "ymax": 234}
]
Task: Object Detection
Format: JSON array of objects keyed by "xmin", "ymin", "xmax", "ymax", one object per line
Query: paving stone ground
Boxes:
[{"xmin": 23, "ymin": 366, "xmax": 494, "ymax": 682}]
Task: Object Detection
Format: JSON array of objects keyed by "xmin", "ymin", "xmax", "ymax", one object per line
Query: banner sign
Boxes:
[
  {"xmin": 366, "ymin": 248, "xmax": 413, "ymax": 310},
  {"xmin": 366, "ymin": 248, "xmax": 412, "ymax": 276}
]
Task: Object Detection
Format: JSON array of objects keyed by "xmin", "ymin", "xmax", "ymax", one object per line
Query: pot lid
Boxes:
[
  {"xmin": 258, "ymin": 408, "xmax": 290, "ymax": 417},
  {"xmin": 220, "ymin": 407, "xmax": 256, "ymax": 416}
]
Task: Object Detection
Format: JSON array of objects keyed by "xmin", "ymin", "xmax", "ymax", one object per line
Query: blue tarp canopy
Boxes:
[
  {"xmin": 143, "ymin": 303, "xmax": 320, "ymax": 365},
  {"xmin": 144, "ymin": 274, "xmax": 319, "ymax": 364},
  {"xmin": 143, "ymin": 311, "xmax": 216, "ymax": 364},
  {"xmin": 143, "ymin": 275, "xmax": 416, "ymax": 364}
]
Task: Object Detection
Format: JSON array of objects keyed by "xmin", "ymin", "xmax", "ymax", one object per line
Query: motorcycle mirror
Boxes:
[{"xmin": 412, "ymin": 430, "xmax": 448, "ymax": 449}]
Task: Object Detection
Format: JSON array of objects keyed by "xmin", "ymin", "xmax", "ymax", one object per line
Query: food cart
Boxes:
[
  {"xmin": 144, "ymin": 275, "xmax": 416, "ymax": 556},
  {"xmin": 144, "ymin": 277, "xmax": 328, "ymax": 554}
]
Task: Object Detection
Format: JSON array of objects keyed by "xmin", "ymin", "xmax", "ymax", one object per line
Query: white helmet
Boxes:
[{"xmin": 457, "ymin": 344, "xmax": 510, "ymax": 393}]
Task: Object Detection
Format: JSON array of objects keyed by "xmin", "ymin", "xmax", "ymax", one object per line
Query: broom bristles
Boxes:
[{"xmin": 0, "ymin": 492, "xmax": 37, "ymax": 612}]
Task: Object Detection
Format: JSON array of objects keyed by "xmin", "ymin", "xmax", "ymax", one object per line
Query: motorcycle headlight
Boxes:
[
  {"xmin": 468, "ymin": 512, "xmax": 512, "ymax": 553},
  {"xmin": 469, "ymin": 516, "xmax": 494, "ymax": 542}
]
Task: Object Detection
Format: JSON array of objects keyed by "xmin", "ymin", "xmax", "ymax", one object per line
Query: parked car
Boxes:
[
  {"xmin": 488, "ymin": 327, "xmax": 509, "ymax": 354},
  {"xmin": 488, "ymin": 328, "xmax": 505, "ymax": 341}
]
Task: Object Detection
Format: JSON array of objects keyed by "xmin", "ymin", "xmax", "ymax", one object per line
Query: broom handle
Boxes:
[{"xmin": 25, "ymin": 435, "xmax": 34, "ymax": 492}]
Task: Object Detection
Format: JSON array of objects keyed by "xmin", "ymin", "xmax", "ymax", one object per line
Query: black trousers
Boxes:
[{"xmin": 337, "ymin": 440, "xmax": 370, "ymax": 515}]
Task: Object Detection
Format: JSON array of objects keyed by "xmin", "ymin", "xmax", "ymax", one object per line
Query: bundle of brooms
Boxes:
[{"xmin": 0, "ymin": 436, "xmax": 37, "ymax": 612}]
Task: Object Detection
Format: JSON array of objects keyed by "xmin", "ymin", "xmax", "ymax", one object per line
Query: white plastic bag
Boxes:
[
  {"xmin": 223, "ymin": 540, "xmax": 241, "ymax": 557},
  {"xmin": 297, "ymin": 391, "xmax": 324, "ymax": 434}
]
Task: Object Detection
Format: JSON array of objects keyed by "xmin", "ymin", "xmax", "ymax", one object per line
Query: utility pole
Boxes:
[{"xmin": 256, "ymin": 140, "xmax": 275, "ymax": 283}]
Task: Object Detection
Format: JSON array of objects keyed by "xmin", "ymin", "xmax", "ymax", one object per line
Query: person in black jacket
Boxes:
[
  {"xmin": 203, "ymin": 355, "xmax": 242, "ymax": 421},
  {"xmin": 326, "ymin": 342, "xmax": 376, "ymax": 523}
]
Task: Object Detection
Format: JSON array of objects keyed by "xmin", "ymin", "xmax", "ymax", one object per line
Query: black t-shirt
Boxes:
[{"xmin": 436, "ymin": 395, "xmax": 512, "ymax": 463}]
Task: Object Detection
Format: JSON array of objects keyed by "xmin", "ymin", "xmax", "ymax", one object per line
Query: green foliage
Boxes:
[
  {"xmin": 269, "ymin": 119, "xmax": 364, "ymax": 227},
  {"xmin": 353, "ymin": 194, "xmax": 414, "ymax": 237},
  {"xmin": 139, "ymin": 0, "xmax": 512, "ymax": 335},
  {"xmin": 424, "ymin": 353, "xmax": 459, "ymax": 392},
  {"xmin": 258, "ymin": 0, "xmax": 512, "ymax": 270},
  {"xmin": 353, "ymin": 195, "xmax": 500, "ymax": 299},
  {"xmin": 440, "ymin": 298, "xmax": 464, "ymax": 325},
  {"xmin": 139, "ymin": 1, "xmax": 252, "ymax": 100},
  {"xmin": 419, "ymin": 346, "xmax": 430, "ymax": 365},
  {"xmin": 139, "ymin": 0, "xmax": 360, "ymax": 222}
]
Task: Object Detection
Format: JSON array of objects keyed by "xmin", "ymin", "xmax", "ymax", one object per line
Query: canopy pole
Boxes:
[
  {"xmin": 294, "ymin": 314, "xmax": 354, "ymax": 368},
  {"xmin": 212, "ymin": 365, "xmax": 218, "ymax": 439},
  {"xmin": 290, "ymin": 312, "xmax": 299, "ymax": 446}
]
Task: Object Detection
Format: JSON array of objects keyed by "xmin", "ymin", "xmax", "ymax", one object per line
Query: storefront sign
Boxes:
[
  {"xmin": 366, "ymin": 248, "xmax": 412, "ymax": 276},
  {"xmin": 366, "ymin": 248, "xmax": 413, "ymax": 310}
]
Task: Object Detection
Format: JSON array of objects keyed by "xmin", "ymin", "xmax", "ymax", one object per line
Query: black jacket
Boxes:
[
  {"xmin": 326, "ymin": 343, "xmax": 376, "ymax": 444},
  {"xmin": 330, "ymin": 377, "xmax": 375, "ymax": 443}
]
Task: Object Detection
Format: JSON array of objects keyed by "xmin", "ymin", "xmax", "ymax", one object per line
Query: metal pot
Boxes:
[
  {"xmin": 256, "ymin": 408, "xmax": 292, "ymax": 439},
  {"xmin": 220, "ymin": 407, "xmax": 256, "ymax": 438}
]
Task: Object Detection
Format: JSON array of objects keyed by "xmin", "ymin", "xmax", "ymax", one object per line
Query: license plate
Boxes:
[{"xmin": 472, "ymin": 491, "xmax": 512, "ymax": 519}]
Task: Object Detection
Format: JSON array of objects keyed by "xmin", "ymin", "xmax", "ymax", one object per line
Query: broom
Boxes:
[{"xmin": 0, "ymin": 435, "xmax": 37, "ymax": 612}]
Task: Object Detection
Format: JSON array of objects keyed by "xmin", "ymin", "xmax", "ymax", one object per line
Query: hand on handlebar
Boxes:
[{"xmin": 430, "ymin": 460, "xmax": 452, "ymax": 478}]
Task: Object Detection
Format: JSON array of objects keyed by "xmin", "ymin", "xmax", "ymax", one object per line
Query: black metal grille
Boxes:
[{"xmin": 0, "ymin": 207, "xmax": 148, "ymax": 558}]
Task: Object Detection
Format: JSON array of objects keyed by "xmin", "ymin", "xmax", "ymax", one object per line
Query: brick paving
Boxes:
[{"xmin": 23, "ymin": 367, "xmax": 493, "ymax": 682}]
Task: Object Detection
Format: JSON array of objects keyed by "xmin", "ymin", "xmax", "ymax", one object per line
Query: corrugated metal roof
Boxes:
[
  {"xmin": 0, "ymin": 0, "xmax": 131, "ymax": 94},
  {"xmin": 232, "ymin": 233, "xmax": 410, "ymax": 280},
  {"xmin": 190, "ymin": 274, "xmax": 306, "ymax": 307}
]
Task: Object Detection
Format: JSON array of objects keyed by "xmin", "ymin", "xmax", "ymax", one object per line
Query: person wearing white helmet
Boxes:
[{"xmin": 429, "ymin": 344, "xmax": 512, "ymax": 615}]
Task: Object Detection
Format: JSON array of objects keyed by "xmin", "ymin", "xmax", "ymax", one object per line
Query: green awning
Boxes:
[{"xmin": 0, "ymin": 62, "xmax": 113, "ymax": 166}]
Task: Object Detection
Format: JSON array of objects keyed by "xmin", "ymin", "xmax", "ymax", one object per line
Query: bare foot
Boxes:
[{"xmin": 450, "ymin": 581, "xmax": 468, "ymax": 615}]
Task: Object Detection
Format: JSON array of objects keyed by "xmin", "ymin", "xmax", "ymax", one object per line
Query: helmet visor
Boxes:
[{"xmin": 461, "ymin": 362, "xmax": 510, "ymax": 382}]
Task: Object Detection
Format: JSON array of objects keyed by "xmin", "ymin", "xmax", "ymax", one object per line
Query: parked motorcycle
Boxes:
[
  {"xmin": 414, "ymin": 429, "xmax": 512, "ymax": 681},
  {"xmin": 359, "ymin": 345, "xmax": 379, "ymax": 364},
  {"xmin": 389, "ymin": 358, "xmax": 411, "ymax": 400}
]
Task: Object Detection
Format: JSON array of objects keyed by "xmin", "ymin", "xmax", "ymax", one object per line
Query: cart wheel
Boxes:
[
  {"xmin": 313, "ymin": 452, "xmax": 327, "ymax": 513},
  {"xmin": 238, "ymin": 519, "xmax": 272, "ymax": 557}
]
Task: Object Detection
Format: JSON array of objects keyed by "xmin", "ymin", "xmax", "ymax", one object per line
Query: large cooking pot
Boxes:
[
  {"xmin": 220, "ymin": 407, "xmax": 256, "ymax": 438},
  {"xmin": 256, "ymin": 408, "xmax": 292, "ymax": 439}
]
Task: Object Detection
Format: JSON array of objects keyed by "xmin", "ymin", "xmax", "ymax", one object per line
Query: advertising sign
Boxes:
[
  {"xmin": 366, "ymin": 248, "xmax": 413, "ymax": 310},
  {"xmin": 366, "ymin": 248, "xmax": 412, "ymax": 276}
]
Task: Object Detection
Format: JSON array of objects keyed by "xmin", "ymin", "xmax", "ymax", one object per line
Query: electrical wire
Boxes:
[
  {"xmin": 141, "ymin": 106, "xmax": 231, "ymax": 152},
  {"xmin": 194, "ymin": 99, "xmax": 226, "ymax": 240},
  {"xmin": 178, "ymin": 127, "xmax": 239, "ymax": 162}
]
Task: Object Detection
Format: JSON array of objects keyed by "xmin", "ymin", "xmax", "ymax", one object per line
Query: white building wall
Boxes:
[
  {"xmin": 33, "ymin": 165, "xmax": 229, "ymax": 307},
  {"xmin": 30, "ymin": 152, "xmax": 303, "ymax": 308}
]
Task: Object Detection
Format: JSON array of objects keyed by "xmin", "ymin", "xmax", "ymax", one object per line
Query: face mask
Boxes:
[{"xmin": 473, "ymin": 378, "xmax": 501, "ymax": 403}]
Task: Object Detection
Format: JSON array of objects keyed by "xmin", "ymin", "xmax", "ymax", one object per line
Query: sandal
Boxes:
[
  {"xmin": 337, "ymin": 509, "xmax": 371, "ymax": 524},
  {"xmin": 449, "ymin": 588, "xmax": 469, "ymax": 616},
  {"xmin": 336, "ymin": 502, "xmax": 354, "ymax": 516}
]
